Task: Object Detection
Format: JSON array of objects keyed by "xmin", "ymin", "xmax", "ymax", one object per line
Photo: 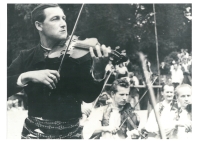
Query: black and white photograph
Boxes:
[{"xmin": 5, "ymin": 1, "xmax": 194, "ymax": 139}]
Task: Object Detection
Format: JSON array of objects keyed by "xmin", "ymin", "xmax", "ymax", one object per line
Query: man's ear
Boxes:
[
  {"xmin": 161, "ymin": 91, "xmax": 164, "ymax": 96},
  {"xmin": 110, "ymin": 91, "xmax": 115, "ymax": 98},
  {"xmin": 35, "ymin": 21, "xmax": 43, "ymax": 31}
]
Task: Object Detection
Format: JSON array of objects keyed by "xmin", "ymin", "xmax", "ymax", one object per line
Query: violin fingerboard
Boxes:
[{"xmin": 74, "ymin": 43, "xmax": 98, "ymax": 50}]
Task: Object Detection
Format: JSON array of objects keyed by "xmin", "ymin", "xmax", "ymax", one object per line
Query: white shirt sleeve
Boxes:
[
  {"xmin": 179, "ymin": 69, "xmax": 184, "ymax": 83},
  {"xmin": 82, "ymin": 107, "xmax": 104, "ymax": 139},
  {"xmin": 133, "ymin": 76, "xmax": 139, "ymax": 86},
  {"xmin": 145, "ymin": 104, "xmax": 160, "ymax": 133},
  {"xmin": 17, "ymin": 74, "xmax": 28, "ymax": 87}
]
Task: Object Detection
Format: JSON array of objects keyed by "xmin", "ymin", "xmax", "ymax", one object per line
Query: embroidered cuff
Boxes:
[{"xmin": 91, "ymin": 71, "xmax": 106, "ymax": 82}]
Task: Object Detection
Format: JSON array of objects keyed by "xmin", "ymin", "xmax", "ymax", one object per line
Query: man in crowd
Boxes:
[
  {"xmin": 7, "ymin": 4, "xmax": 111, "ymax": 139},
  {"xmin": 175, "ymin": 84, "xmax": 192, "ymax": 139},
  {"xmin": 181, "ymin": 57, "xmax": 191, "ymax": 85},
  {"xmin": 144, "ymin": 82, "xmax": 178, "ymax": 139},
  {"xmin": 160, "ymin": 62, "xmax": 169, "ymax": 84},
  {"xmin": 170, "ymin": 63, "xmax": 184, "ymax": 88},
  {"xmin": 126, "ymin": 72, "xmax": 140, "ymax": 110},
  {"xmin": 82, "ymin": 78, "xmax": 140, "ymax": 139},
  {"xmin": 160, "ymin": 62, "xmax": 168, "ymax": 75},
  {"xmin": 144, "ymin": 83, "xmax": 192, "ymax": 139},
  {"xmin": 105, "ymin": 60, "xmax": 115, "ymax": 73},
  {"xmin": 115, "ymin": 63, "xmax": 129, "ymax": 79},
  {"xmin": 105, "ymin": 60, "xmax": 116, "ymax": 83}
]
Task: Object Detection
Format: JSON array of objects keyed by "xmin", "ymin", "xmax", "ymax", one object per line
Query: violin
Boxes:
[
  {"xmin": 119, "ymin": 103, "xmax": 141, "ymax": 139},
  {"xmin": 46, "ymin": 4, "xmax": 127, "ymax": 74},
  {"xmin": 120, "ymin": 104, "xmax": 140, "ymax": 130},
  {"xmin": 48, "ymin": 36, "xmax": 128, "ymax": 69},
  {"xmin": 186, "ymin": 104, "xmax": 192, "ymax": 113}
]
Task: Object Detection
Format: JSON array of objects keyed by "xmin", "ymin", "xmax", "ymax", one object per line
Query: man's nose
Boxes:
[
  {"xmin": 123, "ymin": 96, "xmax": 128, "ymax": 101},
  {"xmin": 185, "ymin": 97, "xmax": 189, "ymax": 101},
  {"xmin": 60, "ymin": 20, "xmax": 66, "ymax": 28}
]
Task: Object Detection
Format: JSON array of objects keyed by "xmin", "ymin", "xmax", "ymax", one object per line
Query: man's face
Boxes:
[
  {"xmin": 41, "ymin": 7, "xmax": 67, "ymax": 40},
  {"xmin": 162, "ymin": 85, "xmax": 175, "ymax": 102},
  {"xmin": 181, "ymin": 49, "xmax": 184, "ymax": 53},
  {"xmin": 112, "ymin": 86, "xmax": 130, "ymax": 107},
  {"xmin": 174, "ymin": 64, "xmax": 178, "ymax": 69},
  {"xmin": 177, "ymin": 87, "xmax": 192, "ymax": 108},
  {"xmin": 129, "ymin": 72, "xmax": 134, "ymax": 78}
]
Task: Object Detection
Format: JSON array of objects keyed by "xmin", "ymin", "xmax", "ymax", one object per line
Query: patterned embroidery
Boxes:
[
  {"xmin": 21, "ymin": 116, "xmax": 82, "ymax": 139},
  {"xmin": 158, "ymin": 102, "xmax": 165, "ymax": 116}
]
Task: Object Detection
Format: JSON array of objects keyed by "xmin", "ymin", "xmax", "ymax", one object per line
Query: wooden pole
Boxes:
[
  {"xmin": 153, "ymin": 4, "xmax": 161, "ymax": 102},
  {"xmin": 139, "ymin": 52, "xmax": 166, "ymax": 139}
]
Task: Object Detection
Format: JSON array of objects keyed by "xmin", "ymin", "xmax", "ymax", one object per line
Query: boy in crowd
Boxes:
[{"xmin": 82, "ymin": 78, "xmax": 140, "ymax": 139}]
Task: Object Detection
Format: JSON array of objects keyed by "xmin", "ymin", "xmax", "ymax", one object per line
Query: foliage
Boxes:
[{"xmin": 7, "ymin": 4, "xmax": 192, "ymax": 71}]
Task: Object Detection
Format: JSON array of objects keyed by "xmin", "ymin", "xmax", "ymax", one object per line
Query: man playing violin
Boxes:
[
  {"xmin": 7, "ymin": 4, "xmax": 111, "ymax": 139},
  {"xmin": 82, "ymin": 78, "xmax": 140, "ymax": 139}
]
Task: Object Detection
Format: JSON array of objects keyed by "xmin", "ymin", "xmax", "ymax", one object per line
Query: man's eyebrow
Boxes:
[
  {"xmin": 50, "ymin": 15, "xmax": 65, "ymax": 19},
  {"xmin": 50, "ymin": 15, "xmax": 59, "ymax": 19}
]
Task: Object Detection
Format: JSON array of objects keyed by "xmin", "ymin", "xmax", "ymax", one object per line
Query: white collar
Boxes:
[
  {"xmin": 162, "ymin": 100, "xmax": 172, "ymax": 106},
  {"xmin": 41, "ymin": 44, "xmax": 52, "ymax": 51}
]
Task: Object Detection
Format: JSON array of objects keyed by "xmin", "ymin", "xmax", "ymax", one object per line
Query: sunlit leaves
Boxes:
[{"xmin": 7, "ymin": 4, "xmax": 192, "ymax": 66}]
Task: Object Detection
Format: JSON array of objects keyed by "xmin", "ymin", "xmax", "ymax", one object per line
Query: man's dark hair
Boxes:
[
  {"xmin": 161, "ymin": 82, "xmax": 174, "ymax": 92},
  {"xmin": 31, "ymin": 4, "xmax": 60, "ymax": 25},
  {"xmin": 109, "ymin": 78, "xmax": 130, "ymax": 95}
]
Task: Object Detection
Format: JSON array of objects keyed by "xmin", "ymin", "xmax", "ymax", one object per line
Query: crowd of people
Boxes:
[
  {"xmin": 160, "ymin": 48, "xmax": 192, "ymax": 87},
  {"xmin": 78, "ymin": 52, "xmax": 192, "ymax": 139},
  {"xmin": 7, "ymin": 4, "xmax": 192, "ymax": 139},
  {"xmin": 81, "ymin": 82, "xmax": 192, "ymax": 139}
]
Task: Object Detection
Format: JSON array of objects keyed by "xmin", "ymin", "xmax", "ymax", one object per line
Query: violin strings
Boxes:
[{"xmin": 58, "ymin": 4, "xmax": 85, "ymax": 73}]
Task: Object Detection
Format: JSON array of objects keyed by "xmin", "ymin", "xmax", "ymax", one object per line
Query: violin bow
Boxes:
[
  {"xmin": 92, "ymin": 69, "xmax": 114, "ymax": 109},
  {"xmin": 138, "ymin": 52, "xmax": 166, "ymax": 139},
  {"xmin": 132, "ymin": 75, "xmax": 158, "ymax": 110},
  {"xmin": 58, "ymin": 4, "xmax": 85, "ymax": 74},
  {"xmin": 118, "ymin": 76, "xmax": 158, "ymax": 128}
]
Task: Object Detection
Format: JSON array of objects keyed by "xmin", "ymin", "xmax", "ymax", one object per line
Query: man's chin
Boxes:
[
  {"xmin": 168, "ymin": 98, "xmax": 173, "ymax": 101},
  {"xmin": 120, "ymin": 102, "xmax": 126, "ymax": 106},
  {"xmin": 184, "ymin": 102, "xmax": 191, "ymax": 107},
  {"xmin": 57, "ymin": 34, "xmax": 68, "ymax": 40},
  {"xmin": 60, "ymin": 35, "xmax": 67, "ymax": 40},
  {"xmin": 166, "ymin": 98, "xmax": 173, "ymax": 101}
]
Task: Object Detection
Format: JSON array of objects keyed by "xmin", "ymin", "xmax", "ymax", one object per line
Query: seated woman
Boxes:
[
  {"xmin": 82, "ymin": 78, "xmax": 140, "ymax": 139},
  {"xmin": 115, "ymin": 63, "xmax": 129, "ymax": 79}
]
